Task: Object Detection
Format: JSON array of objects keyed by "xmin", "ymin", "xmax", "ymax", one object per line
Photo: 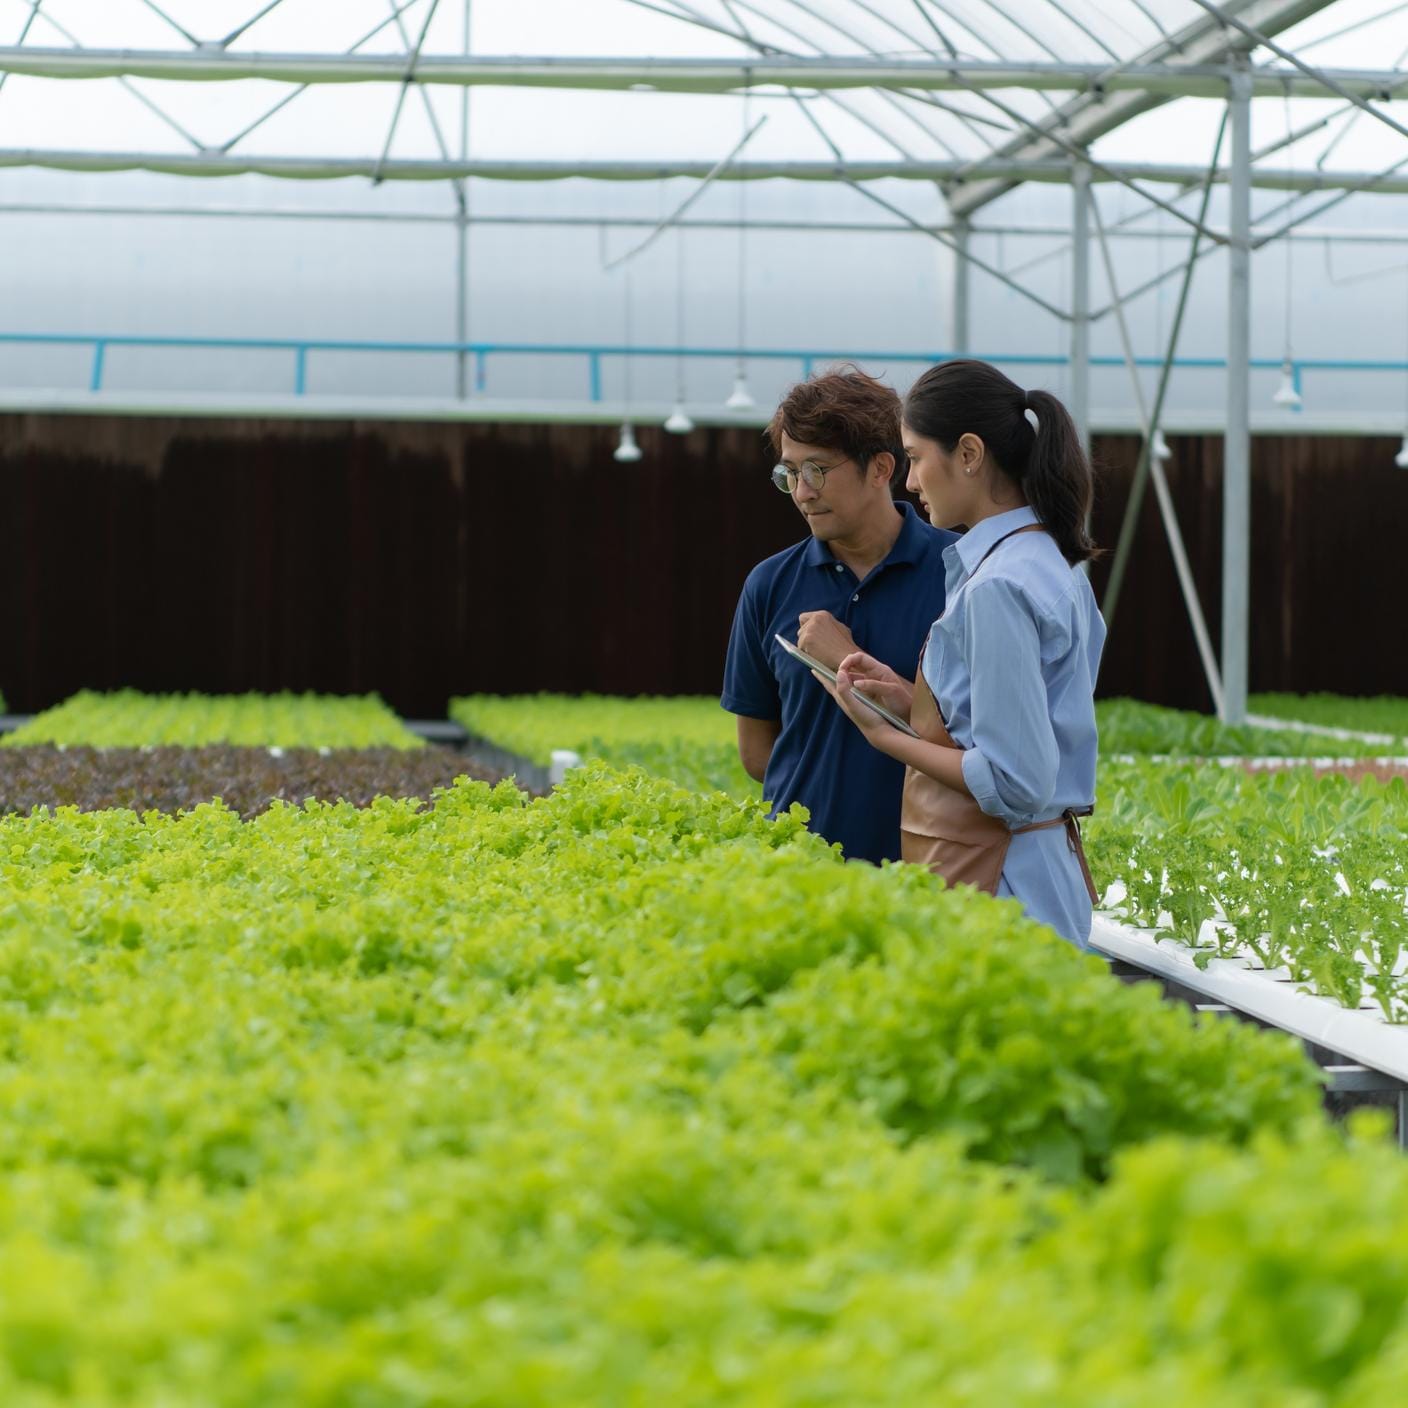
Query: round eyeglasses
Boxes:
[{"xmin": 771, "ymin": 458, "xmax": 850, "ymax": 494}]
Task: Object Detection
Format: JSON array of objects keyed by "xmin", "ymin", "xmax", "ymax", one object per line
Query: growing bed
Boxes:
[
  {"xmin": 4, "ymin": 691, "xmax": 1408, "ymax": 1399},
  {"xmin": 2, "ymin": 689, "xmax": 425, "ymax": 751},
  {"xmin": 0, "ymin": 691, "xmax": 505, "ymax": 816}
]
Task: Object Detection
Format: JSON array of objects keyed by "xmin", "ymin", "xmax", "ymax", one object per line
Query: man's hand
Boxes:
[{"xmin": 796, "ymin": 610, "xmax": 858, "ymax": 672}]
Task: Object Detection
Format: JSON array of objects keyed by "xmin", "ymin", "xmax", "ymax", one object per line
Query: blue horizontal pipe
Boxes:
[{"xmin": 2, "ymin": 331, "xmax": 1405, "ymax": 397}]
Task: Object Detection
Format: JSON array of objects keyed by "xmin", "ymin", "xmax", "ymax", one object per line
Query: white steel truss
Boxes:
[{"xmin": 1, "ymin": 48, "xmax": 1406, "ymax": 97}]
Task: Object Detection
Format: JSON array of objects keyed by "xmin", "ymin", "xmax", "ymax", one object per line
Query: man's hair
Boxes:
[{"xmin": 765, "ymin": 365, "xmax": 904, "ymax": 494}]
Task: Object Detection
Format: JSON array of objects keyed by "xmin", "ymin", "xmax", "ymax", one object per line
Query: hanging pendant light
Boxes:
[
  {"xmin": 613, "ymin": 423, "xmax": 643, "ymax": 463},
  {"xmin": 1151, "ymin": 428, "xmax": 1172, "ymax": 463},
  {"xmin": 1398, "ymin": 273, "xmax": 1408, "ymax": 468},
  {"xmin": 725, "ymin": 89, "xmax": 754, "ymax": 416},
  {"xmin": 1271, "ymin": 96, "xmax": 1303, "ymax": 415},
  {"xmin": 725, "ymin": 370, "xmax": 756, "ymax": 410},
  {"xmin": 613, "ymin": 259, "xmax": 645, "ymax": 460},
  {"xmin": 665, "ymin": 225, "xmax": 696, "ymax": 435},
  {"xmin": 1272, "ymin": 359, "xmax": 1302, "ymax": 410}
]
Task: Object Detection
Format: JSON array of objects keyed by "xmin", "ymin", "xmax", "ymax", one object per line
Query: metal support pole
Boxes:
[
  {"xmin": 952, "ymin": 216, "xmax": 970, "ymax": 354},
  {"xmin": 1071, "ymin": 161, "xmax": 1092, "ymax": 450},
  {"xmin": 1222, "ymin": 62, "xmax": 1254, "ymax": 726},
  {"xmin": 1091, "ymin": 194, "xmax": 1225, "ymax": 715},
  {"xmin": 455, "ymin": 0, "xmax": 471, "ymax": 399}
]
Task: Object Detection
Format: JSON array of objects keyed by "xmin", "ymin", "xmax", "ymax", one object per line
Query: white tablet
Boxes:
[{"xmin": 774, "ymin": 634, "xmax": 920, "ymax": 738}]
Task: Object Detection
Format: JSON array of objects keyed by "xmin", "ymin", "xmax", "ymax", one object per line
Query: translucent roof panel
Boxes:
[
  {"xmin": 0, "ymin": 0, "xmax": 1403, "ymax": 250},
  {"xmin": 2, "ymin": 0, "xmax": 1402, "ymax": 185}
]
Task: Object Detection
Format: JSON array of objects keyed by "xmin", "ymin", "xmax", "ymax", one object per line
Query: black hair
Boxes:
[{"xmin": 903, "ymin": 359, "xmax": 1097, "ymax": 565}]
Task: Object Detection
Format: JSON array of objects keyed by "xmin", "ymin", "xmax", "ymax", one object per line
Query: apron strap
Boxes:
[
  {"xmin": 920, "ymin": 522, "xmax": 1047, "ymax": 705},
  {"xmin": 1012, "ymin": 807, "xmax": 1099, "ymax": 905},
  {"xmin": 970, "ymin": 522, "xmax": 1047, "ymax": 577}
]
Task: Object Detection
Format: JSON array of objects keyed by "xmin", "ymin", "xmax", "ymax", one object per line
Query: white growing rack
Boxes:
[
  {"xmin": 1091, "ymin": 915, "xmax": 1408, "ymax": 1145},
  {"xmin": 1100, "ymin": 730, "xmax": 1408, "ymax": 1139},
  {"xmin": 1242, "ymin": 715, "xmax": 1406, "ymax": 749},
  {"xmin": 1106, "ymin": 755, "xmax": 1408, "ymax": 768}
]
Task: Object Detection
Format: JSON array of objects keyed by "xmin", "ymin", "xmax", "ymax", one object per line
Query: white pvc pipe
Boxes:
[
  {"xmin": 548, "ymin": 749, "xmax": 583, "ymax": 786},
  {"xmin": 1090, "ymin": 916, "xmax": 1408, "ymax": 1083},
  {"xmin": 1243, "ymin": 713, "xmax": 1401, "ymax": 746},
  {"xmin": 1104, "ymin": 754, "xmax": 1408, "ymax": 767}
]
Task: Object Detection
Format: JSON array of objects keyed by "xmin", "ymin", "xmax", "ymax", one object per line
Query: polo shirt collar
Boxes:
[
  {"xmin": 953, "ymin": 504, "xmax": 1040, "ymax": 576},
  {"xmin": 803, "ymin": 500, "xmax": 926, "ymax": 569},
  {"xmin": 887, "ymin": 500, "xmax": 930, "ymax": 566}
]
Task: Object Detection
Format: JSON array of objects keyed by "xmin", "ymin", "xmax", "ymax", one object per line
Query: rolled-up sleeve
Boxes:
[{"xmin": 958, "ymin": 577, "xmax": 1057, "ymax": 826}]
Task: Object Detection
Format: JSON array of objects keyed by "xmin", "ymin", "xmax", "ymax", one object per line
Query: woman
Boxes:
[{"xmin": 816, "ymin": 359, "xmax": 1106, "ymax": 947}]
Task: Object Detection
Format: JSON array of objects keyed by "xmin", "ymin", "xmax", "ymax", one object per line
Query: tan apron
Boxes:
[{"xmin": 899, "ymin": 524, "xmax": 1098, "ymax": 903}]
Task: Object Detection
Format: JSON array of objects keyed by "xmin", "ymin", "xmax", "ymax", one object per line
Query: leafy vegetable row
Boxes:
[
  {"xmin": 8, "ymin": 688, "xmax": 1401, "ymax": 761},
  {"xmin": 1097, "ymin": 698, "xmax": 1398, "ymax": 758},
  {"xmin": 1089, "ymin": 760, "xmax": 1408, "ymax": 1018},
  {"xmin": 453, "ymin": 695, "xmax": 1401, "ymax": 785},
  {"xmin": 1251, "ymin": 692, "xmax": 1408, "ymax": 742},
  {"xmin": 4, "ymin": 690, "xmax": 423, "ymax": 751},
  {"xmin": 451, "ymin": 696, "xmax": 1408, "ymax": 1020},
  {"xmin": 9, "ymin": 767, "xmax": 1400, "ymax": 1403},
  {"xmin": 0, "ymin": 744, "xmax": 497, "ymax": 818},
  {"xmin": 452, "ymin": 693, "xmax": 757, "ymax": 798}
]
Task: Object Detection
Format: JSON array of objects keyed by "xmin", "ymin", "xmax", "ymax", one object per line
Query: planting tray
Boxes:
[{"xmin": 457, "ymin": 733, "xmax": 552, "ymax": 793}]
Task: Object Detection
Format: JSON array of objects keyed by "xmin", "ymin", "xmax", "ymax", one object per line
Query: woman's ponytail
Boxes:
[
  {"xmin": 904, "ymin": 359, "xmax": 1097, "ymax": 565},
  {"xmin": 1022, "ymin": 388, "xmax": 1096, "ymax": 565}
]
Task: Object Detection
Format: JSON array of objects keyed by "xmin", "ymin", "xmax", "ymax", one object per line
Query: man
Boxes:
[{"xmin": 721, "ymin": 368, "xmax": 959, "ymax": 863}]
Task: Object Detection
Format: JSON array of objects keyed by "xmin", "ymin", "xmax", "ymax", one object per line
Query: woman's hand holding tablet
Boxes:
[{"xmin": 774, "ymin": 634, "xmax": 920, "ymax": 738}]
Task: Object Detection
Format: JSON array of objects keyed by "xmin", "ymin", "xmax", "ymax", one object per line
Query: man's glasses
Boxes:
[{"xmin": 771, "ymin": 458, "xmax": 850, "ymax": 494}]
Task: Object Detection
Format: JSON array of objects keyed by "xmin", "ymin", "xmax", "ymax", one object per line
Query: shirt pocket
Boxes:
[{"xmin": 927, "ymin": 600, "xmax": 966, "ymax": 682}]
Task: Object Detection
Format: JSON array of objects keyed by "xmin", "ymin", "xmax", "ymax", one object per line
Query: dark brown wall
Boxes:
[
  {"xmin": 1, "ymin": 413, "xmax": 1403, "ymax": 716},
  {"xmin": 1086, "ymin": 433, "xmax": 1408, "ymax": 710}
]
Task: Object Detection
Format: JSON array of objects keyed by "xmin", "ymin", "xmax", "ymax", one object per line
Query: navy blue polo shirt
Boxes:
[{"xmin": 721, "ymin": 501, "xmax": 959, "ymax": 863}]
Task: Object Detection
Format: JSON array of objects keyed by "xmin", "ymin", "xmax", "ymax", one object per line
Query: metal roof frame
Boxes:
[
  {"xmin": 4, "ymin": 46, "xmax": 1407, "ymax": 96},
  {"xmin": 2, "ymin": 147, "xmax": 1406, "ymax": 191},
  {"xmin": 943, "ymin": 0, "xmax": 1341, "ymax": 215}
]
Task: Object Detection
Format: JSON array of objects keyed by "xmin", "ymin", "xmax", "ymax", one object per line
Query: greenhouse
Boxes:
[{"xmin": 2, "ymin": 0, "xmax": 1408, "ymax": 1402}]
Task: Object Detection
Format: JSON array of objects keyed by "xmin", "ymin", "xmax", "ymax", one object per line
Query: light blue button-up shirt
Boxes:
[{"xmin": 920, "ymin": 505, "xmax": 1106, "ymax": 947}]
